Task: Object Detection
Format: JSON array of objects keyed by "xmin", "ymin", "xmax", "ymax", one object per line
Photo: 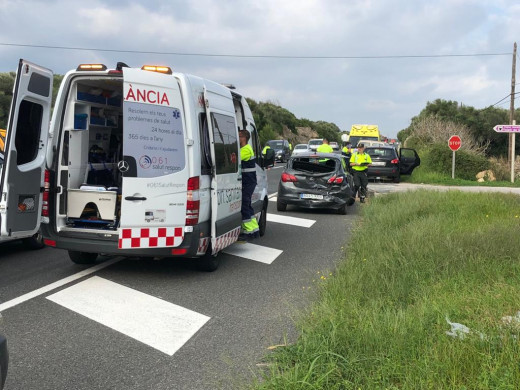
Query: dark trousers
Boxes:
[
  {"xmin": 352, "ymin": 170, "xmax": 368, "ymax": 198},
  {"xmin": 241, "ymin": 180, "xmax": 256, "ymax": 220}
]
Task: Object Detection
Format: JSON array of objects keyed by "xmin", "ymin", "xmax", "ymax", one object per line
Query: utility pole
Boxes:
[{"xmin": 508, "ymin": 42, "xmax": 516, "ymax": 168}]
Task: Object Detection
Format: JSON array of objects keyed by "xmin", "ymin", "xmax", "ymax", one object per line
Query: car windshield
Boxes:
[
  {"xmin": 308, "ymin": 140, "xmax": 322, "ymax": 146},
  {"xmin": 366, "ymin": 148, "xmax": 397, "ymax": 158},
  {"xmin": 290, "ymin": 156, "xmax": 338, "ymax": 173},
  {"xmin": 295, "ymin": 145, "xmax": 307, "ymax": 150},
  {"xmin": 267, "ymin": 141, "xmax": 284, "ymax": 150}
]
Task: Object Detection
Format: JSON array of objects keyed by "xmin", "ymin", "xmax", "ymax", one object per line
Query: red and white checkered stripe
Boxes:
[
  {"xmin": 118, "ymin": 227, "xmax": 184, "ymax": 249},
  {"xmin": 197, "ymin": 237, "xmax": 210, "ymax": 255},
  {"xmin": 212, "ymin": 227, "xmax": 241, "ymax": 254}
]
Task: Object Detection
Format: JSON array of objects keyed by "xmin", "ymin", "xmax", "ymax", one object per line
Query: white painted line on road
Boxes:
[
  {"xmin": 47, "ymin": 276, "xmax": 210, "ymax": 356},
  {"xmin": 223, "ymin": 242, "xmax": 283, "ymax": 264},
  {"xmin": 269, "ymin": 196, "xmax": 277, "ymax": 202},
  {"xmin": 267, "ymin": 213, "xmax": 316, "ymax": 228},
  {"xmin": 0, "ymin": 257, "xmax": 123, "ymax": 313}
]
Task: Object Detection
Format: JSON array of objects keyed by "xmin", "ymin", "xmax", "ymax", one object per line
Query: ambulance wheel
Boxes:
[
  {"xmin": 23, "ymin": 231, "xmax": 45, "ymax": 250},
  {"xmin": 259, "ymin": 201, "xmax": 268, "ymax": 237},
  {"xmin": 68, "ymin": 250, "xmax": 98, "ymax": 264},
  {"xmin": 196, "ymin": 248, "xmax": 219, "ymax": 272},
  {"xmin": 277, "ymin": 198, "xmax": 287, "ymax": 212}
]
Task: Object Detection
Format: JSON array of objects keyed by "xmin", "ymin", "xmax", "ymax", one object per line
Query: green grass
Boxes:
[
  {"xmin": 251, "ymin": 191, "xmax": 520, "ymax": 389},
  {"xmin": 403, "ymin": 166, "xmax": 520, "ymax": 187}
]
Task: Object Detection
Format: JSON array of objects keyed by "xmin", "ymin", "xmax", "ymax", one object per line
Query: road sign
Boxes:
[
  {"xmin": 448, "ymin": 135, "xmax": 461, "ymax": 151},
  {"xmin": 493, "ymin": 124, "xmax": 520, "ymax": 133}
]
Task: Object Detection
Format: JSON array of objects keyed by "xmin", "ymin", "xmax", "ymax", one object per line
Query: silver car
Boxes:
[{"xmin": 291, "ymin": 143, "xmax": 310, "ymax": 155}]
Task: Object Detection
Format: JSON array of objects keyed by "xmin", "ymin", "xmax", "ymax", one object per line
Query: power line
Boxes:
[{"xmin": 0, "ymin": 42, "xmax": 512, "ymax": 59}]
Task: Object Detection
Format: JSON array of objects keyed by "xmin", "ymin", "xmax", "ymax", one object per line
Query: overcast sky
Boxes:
[{"xmin": 0, "ymin": 0, "xmax": 518, "ymax": 138}]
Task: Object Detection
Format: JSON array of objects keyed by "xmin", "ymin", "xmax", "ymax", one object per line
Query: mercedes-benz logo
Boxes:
[{"xmin": 118, "ymin": 160, "xmax": 129, "ymax": 173}]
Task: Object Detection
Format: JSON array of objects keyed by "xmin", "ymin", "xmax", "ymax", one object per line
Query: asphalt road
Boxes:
[{"xmin": 0, "ymin": 162, "xmax": 362, "ymax": 390}]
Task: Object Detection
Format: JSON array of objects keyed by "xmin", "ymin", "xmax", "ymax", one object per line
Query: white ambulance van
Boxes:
[{"xmin": 1, "ymin": 59, "xmax": 273, "ymax": 271}]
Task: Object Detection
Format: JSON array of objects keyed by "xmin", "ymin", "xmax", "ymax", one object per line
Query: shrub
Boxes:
[{"xmin": 421, "ymin": 143, "xmax": 490, "ymax": 180}]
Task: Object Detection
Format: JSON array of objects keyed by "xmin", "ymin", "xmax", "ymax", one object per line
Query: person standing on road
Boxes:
[
  {"xmin": 239, "ymin": 130, "xmax": 259, "ymax": 240},
  {"xmin": 317, "ymin": 138, "xmax": 333, "ymax": 153},
  {"xmin": 342, "ymin": 142, "xmax": 352, "ymax": 159},
  {"xmin": 350, "ymin": 143, "xmax": 372, "ymax": 203}
]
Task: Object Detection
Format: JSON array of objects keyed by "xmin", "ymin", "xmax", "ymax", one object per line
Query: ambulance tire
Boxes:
[
  {"xmin": 196, "ymin": 247, "xmax": 220, "ymax": 272},
  {"xmin": 68, "ymin": 250, "xmax": 98, "ymax": 264},
  {"xmin": 259, "ymin": 200, "xmax": 268, "ymax": 237},
  {"xmin": 23, "ymin": 231, "xmax": 45, "ymax": 250}
]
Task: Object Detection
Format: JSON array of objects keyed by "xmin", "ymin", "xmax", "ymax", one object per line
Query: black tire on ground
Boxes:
[
  {"xmin": 196, "ymin": 245, "xmax": 220, "ymax": 272},
  {"xmin": 68, "ymin": 250, "xmax": 98, "ymax": 264},
  {"xmin": 393, "ymin": 174, "xmax": 401, "ymax": 183},
  {"xmin": 23, "ymin": 231, "xmax": 45, "ymax": 250},
  {"xmin": 337, "ymin": 204, "xmax": 347, "ymax": 215},
  {"xmin": 277, "ymin": 198, "xmax": 287, "ymax": 212},
  {"xmin": 259, "ymin": 200, "xmax": 268, "ymax": 237}
]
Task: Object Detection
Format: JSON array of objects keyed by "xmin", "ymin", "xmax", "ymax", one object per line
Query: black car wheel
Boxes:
[
  {"xmin": 277, "ymin": 198, "xmax": 287, "ymax": 212},
  {"xmin": 68, "ymin": 251, "xmax": 98, "ymax": 264},
  {"xmin": 337, "ymin": 204, "xmax": 347, "ymax": 215},
  {"xmin": 393, "ymin": 174, "xmax": 400, "ymax": 183}
]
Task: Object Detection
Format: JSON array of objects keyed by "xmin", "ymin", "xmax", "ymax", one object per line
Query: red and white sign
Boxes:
[
  {"xmin": 448, "ymin": 135, "xmax": 461, "ymax": 151},
  {"xmin": 118, "ymin": 227, "xmax": 183, "ymax": 249}
]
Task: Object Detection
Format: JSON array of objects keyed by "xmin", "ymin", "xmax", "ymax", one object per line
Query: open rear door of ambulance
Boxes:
[
  {"xmin": 118, "ymin": 68, "xmax": 189, "ymax": 251},
  {"xmin": 0, "ymin": 59, "xmax": 52, "ymax": 240},
  {"xmin": 204, "ymin": 83, "xmax": 242, "ymax": 254}
]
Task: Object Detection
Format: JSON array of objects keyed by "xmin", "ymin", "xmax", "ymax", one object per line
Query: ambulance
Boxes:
[
  {"xmin": 0, "ymin": 59, "xmax": 274, "ymax": 271},
  {"xmin": 348, "ymin": 124, "xmax": 381, "ymax": 147}
]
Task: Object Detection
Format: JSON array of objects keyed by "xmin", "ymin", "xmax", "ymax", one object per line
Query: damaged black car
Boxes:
[{"xmin": 276, "ymin": 152, "xmax": 356, "ymax": 214}]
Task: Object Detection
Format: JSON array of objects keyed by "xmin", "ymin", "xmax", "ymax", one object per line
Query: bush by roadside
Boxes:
[{"xmin": 251, "ymin": 191, "xmax": 520, "ymax": 389}]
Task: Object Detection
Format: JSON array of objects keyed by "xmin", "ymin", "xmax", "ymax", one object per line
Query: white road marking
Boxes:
[
  {"xmin": 0, "ymin": 257, "xmax": 123, "ymax": 313},
  {"xmin": 223, "ymin": 242, "xmax": 283, "ymax": 264},
  {"xmin": 267, "ymin": 214, "xmax": 316, "ymax": 228},
  {"xmin": 47, "ymin": 276, "xmax": 210, "ymax": 356},
  {"xmin": 269, "ymin": 196, "xmax": 277, "ymax": 202}
]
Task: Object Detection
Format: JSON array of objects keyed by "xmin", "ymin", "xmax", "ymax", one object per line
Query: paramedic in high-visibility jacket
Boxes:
[
  {"xmin": 239, "ymin": 130, "xmax": 259, "ymax": 239},
  {"xmin": 350, "ymin": 143, "xmax": 372, "ymax": 203}
]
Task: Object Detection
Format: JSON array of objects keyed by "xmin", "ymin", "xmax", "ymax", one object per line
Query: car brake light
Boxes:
[
  {"xmin": 281, "ymin": 172, "xmax": 298, "ymax": 182},
  {"xmin": 186, "ymin": 176, "xmax": 200, "ymax": 226},
  {"xmin": 327, "ymin": 175, "xmax": 344, "ymax": 184},
  {"xmin": 391, "ymin": 158, "xmax": 399, "ymax": 164},
  {"xmin": 42, "ymin": 169, "xmax": 50, "ymax": 217}
]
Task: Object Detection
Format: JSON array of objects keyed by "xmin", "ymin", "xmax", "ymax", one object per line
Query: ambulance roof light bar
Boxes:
[
  {"xmin": 76, "ymin": 64, "xmax": 107, "ymax": 71},
  {"xmin": 141, "ymin": 65, "xmax": 172, "ymax": 75}
]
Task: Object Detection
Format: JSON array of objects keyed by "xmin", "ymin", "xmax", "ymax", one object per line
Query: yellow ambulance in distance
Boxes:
[{"xmin": 349, "ymin": 124, "xmax": 380, "ymax": 147}]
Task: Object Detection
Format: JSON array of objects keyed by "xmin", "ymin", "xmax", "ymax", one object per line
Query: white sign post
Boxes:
[
  {"xmin": 493, "ymin": 122, "xmax": 519, "ymax": 183},
  {"xmin": 448, "ymin": 135, "xmax": 461, "ymax": 179}
]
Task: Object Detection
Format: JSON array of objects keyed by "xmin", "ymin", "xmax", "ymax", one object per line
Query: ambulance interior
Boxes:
[{"xmin": 57, "ymin": 77, "xmax": 124, "ymax": 231}]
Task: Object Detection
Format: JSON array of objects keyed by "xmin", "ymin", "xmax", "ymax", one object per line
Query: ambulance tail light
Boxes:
[
  {"xmin": 141, "ymin": 65, "xmax": 173, "ymax": 75},
  {"xmin": 76, "ymin": 64, "xmax": 107, "ymax": 71},
  {"xmin": 42, "ymin": 169, "xmax": 50, "ymax": 217},
  {"xmin": 281, "ymin": 172, "xmax": 298, "ymax": 182},
  {"xmin": 186, "ymin": 176, "xmax": 200, "ymax": 226}
]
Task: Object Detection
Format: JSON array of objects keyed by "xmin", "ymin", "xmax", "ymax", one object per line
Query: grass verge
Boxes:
[
  {"xmin": 403, "ymin": 166, "xmax": 520, "ymax": 187},
  {"xmin": 251, "ymin": 190, "xmax": 520, "ymax": 389}
]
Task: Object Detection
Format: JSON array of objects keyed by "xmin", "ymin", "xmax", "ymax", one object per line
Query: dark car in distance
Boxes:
[
  {"xmin": 365, "ymin": 146, "xmax": 420, "ymax": 183},
  {"xmin": 266, "ymin": 139, "xmax": 291, "ymax": 163},
  {"xmin": 277, "ymin": 152, "xmax": 356, "ymax": 214}
]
